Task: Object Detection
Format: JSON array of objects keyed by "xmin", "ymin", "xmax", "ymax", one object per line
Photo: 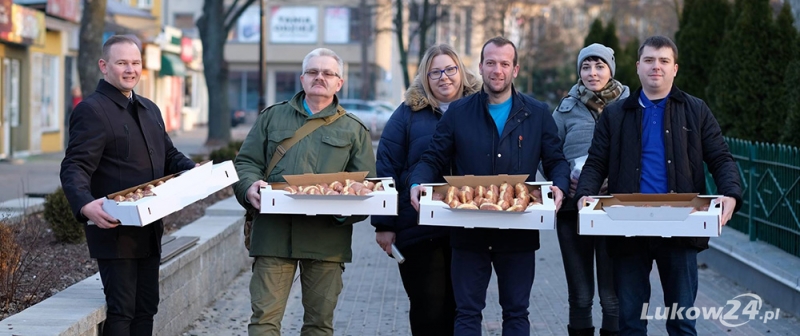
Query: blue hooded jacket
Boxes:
[{"xmin": 371, "ymin": 72, "xmax": 481, "ymax": 249}]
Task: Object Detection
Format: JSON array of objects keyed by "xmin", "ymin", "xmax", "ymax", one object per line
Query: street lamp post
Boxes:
[{"xmin": 258, "ymin": 0, "xmax": 267, "ymax": 112}]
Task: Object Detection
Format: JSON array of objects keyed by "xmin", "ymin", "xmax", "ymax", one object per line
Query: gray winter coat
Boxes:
[{"xmin": 552, "ymin": 83, "xmax": 630, "ymax": 171}]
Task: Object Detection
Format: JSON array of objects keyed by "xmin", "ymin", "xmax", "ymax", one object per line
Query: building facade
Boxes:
[
  {"xmin": 0, "ymin": 0, "xmax": 79, "ymax": 158},
  {"xmin": 218, "ymin": 0, "xmax": 397, "ymax": 109}
]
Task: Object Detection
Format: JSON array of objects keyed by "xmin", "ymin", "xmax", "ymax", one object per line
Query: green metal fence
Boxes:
[{"xmin": 705, "ymin": 137, "xmax": 800, "ymax": 258}]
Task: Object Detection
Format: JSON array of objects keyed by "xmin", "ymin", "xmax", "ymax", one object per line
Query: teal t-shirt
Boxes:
[
  {"xmin": 488, "ymin": 97, "xmax": 512, "ymax": 135},
  {"xmin": 302, "ymin": 99, "xmax": 313, "ymax": 116}
]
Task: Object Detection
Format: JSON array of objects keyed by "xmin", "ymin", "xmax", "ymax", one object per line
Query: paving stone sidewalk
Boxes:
[{"xmin": 182, "ymin": 221, "xmax": 800, "ymax": 336}]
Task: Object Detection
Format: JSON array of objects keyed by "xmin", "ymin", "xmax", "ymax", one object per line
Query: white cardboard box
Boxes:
[
  {"xmin": 418, "ymin": 175, "xmax": 556, "ymax": 230},
  {"xmin": 102, "ymin": 160, "xmax": 239, "ymax": 226},
  {"xmin": 578, "ymin": 193, "xmax": 722, "ymax": 237},
  {"xmin": 259, "ymin": 172, "xmax": 397, "ymax": 216},
  {"xmin": 205, "ymin": 161, "xmax": 240, "ymax": 198}
]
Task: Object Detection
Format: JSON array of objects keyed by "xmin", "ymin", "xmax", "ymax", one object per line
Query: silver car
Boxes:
[{"xmin": 339, "ymin": 99, "xmax": 395, "ymax": 140}]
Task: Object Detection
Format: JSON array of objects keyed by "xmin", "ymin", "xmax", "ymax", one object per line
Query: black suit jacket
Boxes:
[{"xmin": 60, "ymin": 79, "xmax": 195, "ymax": 259}]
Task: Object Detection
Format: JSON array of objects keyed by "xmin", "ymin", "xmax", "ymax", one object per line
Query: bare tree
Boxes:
[
  {"xmin": 606, "ymin": 0, "xmax": 683, "ymax": 44},
  {"xmin": 197, "ymin": 0, "xmax": 257, "ymax": 147},
  {"xmin": 394, "ymin": 0, "xmax": 468, "ymax": 89},
  {"xmin": 393, "ymin": 0, "xmax": 446, "ymax": 89},
  {"xmin": 77, "ymin": 0, "xmax": 107, "ymax": 99},
  {"xmin": 479, "ymin": 0, "xmax": 512, "ymax": 38},
  {"xmin": 393, "ymin": 0, "xmax": 411, "ymax": 89},
  {"xmin": 345, "ymin": 0, "xmax": 395, "ymax": 100}
]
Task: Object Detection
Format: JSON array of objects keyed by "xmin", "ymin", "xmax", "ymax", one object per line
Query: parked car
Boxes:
[{"xmin": 338, "ymin": 99, "xmax": 395, "ymax": 140}]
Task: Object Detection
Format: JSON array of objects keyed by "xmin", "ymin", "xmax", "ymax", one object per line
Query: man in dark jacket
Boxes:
[
  {"xmin": 575, "ymin": 36, "xmax": 741, "ymax": 336},
  {"xmin": 60, "ymin": 35, "xmax": 196, "ymax": 336},
  {"xmin": 409, "ymin": 36, "xmax": 570, "ymax": 336}
]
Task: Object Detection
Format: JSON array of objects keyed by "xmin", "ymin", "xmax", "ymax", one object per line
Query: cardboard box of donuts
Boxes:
[
  {"xmin": 578, "ymin": 193, "xmax": 723, "ymax": 237},
  {"xmin": 259, "ymin": 171, "xmax": 397, "ymax": 216},
  {"xmin": 417, "ymin": 175, "xmax": 557, "ymax": 230},
  {"xmin": 101, "ymin": 160, "xmax": 240, "ymax": 226}
]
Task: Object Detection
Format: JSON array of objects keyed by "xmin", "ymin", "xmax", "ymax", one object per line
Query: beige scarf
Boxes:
[{"xmin": 576, "ymin": 79, "xmax": 624, "ymax": 114}]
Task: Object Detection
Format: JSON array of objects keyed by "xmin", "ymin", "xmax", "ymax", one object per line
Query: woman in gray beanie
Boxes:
[{"xmin": 552, "ymin": 43, "xmax": 630, "ymax": 336}]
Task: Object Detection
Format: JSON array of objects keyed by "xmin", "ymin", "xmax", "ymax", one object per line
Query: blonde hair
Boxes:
[{"xmin": 417, "ymin": 44, "xmax": 474, "ymax": 109}]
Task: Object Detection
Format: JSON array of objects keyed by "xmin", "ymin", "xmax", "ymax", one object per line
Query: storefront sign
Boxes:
[
  {"xmin": 46, "ymin": 0, "xmax": 81, "ymax": 23},
  {"xmin": 161, "ymin": 26, "xmax": 182, "ymax": 54},
  {"xmin": 270, "ymin": 6, "xmax": 317, "ymax": 44},
  {"xmin": 188, "ymin": 39, "xmax": 203, "ymax": 70},
  {"xmin": 324, "ymin": 7, "xmax": 350, "ymax": 44},
  {"xmin": 236, "ymin": 6, "xmax": 260, "ymax": 43},
  {"xmin": 180, "ymin": 37, "xmax": 193, "ymax": 63},
  {"xmin": 0, "ymin": 4, "xmax": 45, "ymax": 46},
  {"xmin": 0, "ymin": 0, "xmax": 12, "ymax": 35},
  {"xmin": 144, "ymin": 44, "xmax": 161, "ymax": 71}
]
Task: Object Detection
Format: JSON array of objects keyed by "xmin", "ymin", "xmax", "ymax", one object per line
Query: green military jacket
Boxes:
[{"xmin": 233, "ymin": 91, "xmax": 376, "ymax": 262}]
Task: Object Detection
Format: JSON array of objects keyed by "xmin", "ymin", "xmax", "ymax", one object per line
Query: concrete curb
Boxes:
[
  {"xmin": 0, "ymin": 197, "xmax": 46, "ymax": 223},
  {"xmin": 0, "ymin": 196, "xmax": 250, "ymax": 336},
  {"xmin": 698, "ymin": 228, "xmax": 800, "ymax": 318}
]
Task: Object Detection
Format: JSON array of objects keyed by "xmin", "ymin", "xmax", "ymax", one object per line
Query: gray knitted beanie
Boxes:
[{"xmin": 577, "ymin": 43, "xmax": 616, "ymax": 77}]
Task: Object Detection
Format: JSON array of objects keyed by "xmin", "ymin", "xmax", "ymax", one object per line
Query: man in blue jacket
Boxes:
[{"xmin": 409, "ymin": 36, "xmax": 570, "ymax": 336}]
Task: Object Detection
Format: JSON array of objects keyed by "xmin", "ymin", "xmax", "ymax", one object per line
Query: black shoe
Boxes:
[
  {"xmin": 599, "ymin": 328, "xmax": 619, "ymax": 336},
  {"xmin": 568, "ymin": 326, "xmax": 595, "ymax": 336}
]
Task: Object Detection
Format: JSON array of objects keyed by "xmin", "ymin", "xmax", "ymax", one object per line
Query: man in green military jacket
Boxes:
[{"xmin": 233, "ymin": 48, "xmax": 376, "ymax": 336}]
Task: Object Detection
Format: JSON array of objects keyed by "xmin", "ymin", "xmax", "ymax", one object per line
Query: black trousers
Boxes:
[
  {"xmin": 97, "ymin": 254, "xmax": 160, "ymax": 336},
  {"xmin": 397, "ymin": 237, "xmax": 456, "ymax": 336}
]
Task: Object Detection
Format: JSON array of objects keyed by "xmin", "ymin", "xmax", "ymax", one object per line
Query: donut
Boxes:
[{"xmin": 480, "ymin": 203, "xmax": 503, "ymax": 211}]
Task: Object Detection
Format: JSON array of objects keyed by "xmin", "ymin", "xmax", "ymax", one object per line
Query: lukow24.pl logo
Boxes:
[{"xmin": 641, "ymin": 293, "xmax": 780, "ymax": 327}]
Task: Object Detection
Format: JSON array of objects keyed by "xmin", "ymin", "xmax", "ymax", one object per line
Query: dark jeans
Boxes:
[
  {"xmin": 451, "ymin": 248, "xmax": 536, "ymax": 336},
  {"xmin": 557, "ymin": 212, "xmax": 618, "ymax": 331},
  {"xmin": 97, "ymin": 254, "xmax": 160, "ymax": 336},
  {"xmin": 613, "ymin": 240, "xmax": 698, "ymax": 336},
  {"xmin": 397, "ymin": 237, "xmax": 455, "ymax": 336}
]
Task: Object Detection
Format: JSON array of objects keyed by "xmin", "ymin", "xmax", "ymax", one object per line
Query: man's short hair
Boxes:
[
  {"xmin": 302, "ymin": 48, "xmax": 345, "ymax": 77},
  {"xmin": 480, "ymin": 36, "xmax": 518, "ymax": 66},
  {"xmin": 638, "ymin": 35, "xmax": 678, "ymax": 63},
  {"xmin": 102, "ymin": 35, "xmax": 142, "ymax": 60}
]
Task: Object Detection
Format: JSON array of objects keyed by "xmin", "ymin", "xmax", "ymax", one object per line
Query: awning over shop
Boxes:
[{"xmin": 159, "ymin": 53, "xmax": 186, "ymax": 77}]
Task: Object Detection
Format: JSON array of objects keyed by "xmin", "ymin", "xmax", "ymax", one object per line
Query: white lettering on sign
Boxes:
[{"xmin": 270, "ymin": 6, "xmax": 317, "ymax": 44}]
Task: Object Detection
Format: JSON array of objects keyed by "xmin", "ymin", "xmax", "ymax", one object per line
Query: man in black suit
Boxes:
[{"xmin": 60, "ymin": 35, "xmax": 196, "ymax": 336}]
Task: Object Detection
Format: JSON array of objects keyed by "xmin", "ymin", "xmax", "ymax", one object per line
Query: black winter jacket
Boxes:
[
  {"xmin": 410, "ymin": 86, "xmax": 570, "ymax": 253},
  {"xmin": 370, "ymin": 73, "xmax": 481, "ymax": 249},
  {"xmin": 60, "ymin": 79, "xmax": 195, "ymax": 259},
  {"xmin": 574, "ymin": 86, "xmax": 742, "ymax": 256}
]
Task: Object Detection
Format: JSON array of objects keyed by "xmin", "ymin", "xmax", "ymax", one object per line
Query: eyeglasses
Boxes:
[
  {"xmin": 304, "ymin": 69, "xmax": 340, "ymax": 78},
  {"xmin": 427, "ymin": 66, "xmax": 458, "ymax": 80}
]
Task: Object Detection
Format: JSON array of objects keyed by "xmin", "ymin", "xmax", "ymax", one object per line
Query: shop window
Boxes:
[
  {"xmin": 228, "ymin": 71, "xmax": 244, "ymax": 111},
  {"xmin": 245, "ymin": 71, "xmax": 260, "ymax": 111},
  {"xmin": 184, "ymin": 74, "xmax": 193, "ymax": 107},
  {"xmin": 174, "ymin": 13, "xmax": 197, "ymax": 36},
  {"xmin": 228, "ymin": 70, "xmax": 263, "ymax": 112},
  {"xmin": 137, "ymin": 0, "xmax": 153, "ymax": 9},
  {"xmin": 275, "ymin": 71, "xmax": 300, "ymax": 103},
  {"xmin": 32, "ymin": 53, "xmax": 59, "ymax": 132}
]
